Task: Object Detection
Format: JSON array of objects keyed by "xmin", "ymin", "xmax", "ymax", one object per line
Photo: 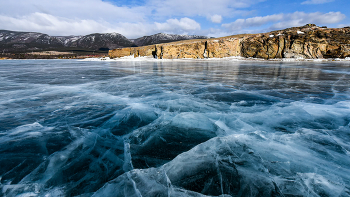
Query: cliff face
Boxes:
[
  {"xmin": 109, "ymin": 25, "xmax": 350, "ymax": 59},
  {"xmin": 241, "ymin": 24, "xmax": 350, "ymax": 59},
  {"xmin": 109, "ymin": 38, "xmax": 245, "ymax": 59}
]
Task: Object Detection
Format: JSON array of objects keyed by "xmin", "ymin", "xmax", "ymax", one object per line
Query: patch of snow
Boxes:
[
  {"xmin": 312, "ymin": 58, "xmax": 327, "ymax": 62},
  {"xmin": 108, "ymin": 32, "xmax": 120, "ymax": 37},
  {"xmin": 334, "ymin": 57, "xmax": 350, "ymax": 61},
  {"xmin": 100, "ymin": 56, "xmax": 110, "ymax": 60},
  {"xmin": 119, "ymin": 55, "xmax": 135, "ymax": 59},
  {"xmin": 81, "ymin": 54, "xmax": 350, "ymax": 63},
  {"xmin": 64, "ymin": 36, "xmax": 82, "ymax": 45},
  {"xmin": 297, "ymin": 31, "xmax": 305, "ymax": 34},
  {"xmin": 269, "ymin": 35, "xmax": 274, "ymax": 38},
  {"xmin": 81, "ymin": 58, "xmax": 101, "ymax": 61}
]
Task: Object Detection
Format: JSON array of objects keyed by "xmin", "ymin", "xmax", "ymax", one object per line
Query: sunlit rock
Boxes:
[{"xmin": 109, "ymin": 24, "xmax": 350, "ymax": 59}]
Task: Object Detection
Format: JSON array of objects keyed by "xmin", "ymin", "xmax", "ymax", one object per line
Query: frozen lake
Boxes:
[{"xmin": 0, "ymin": 59, "xmax": 349, "ymax": 196}]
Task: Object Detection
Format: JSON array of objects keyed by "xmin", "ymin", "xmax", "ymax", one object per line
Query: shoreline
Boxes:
[
  {"xmin": 2, "ymin": 56, "xmax": 350, "ymax": 62},
  {"xmin": 82, "ymin": 56, "xmax": 350, "ymax": 63}
]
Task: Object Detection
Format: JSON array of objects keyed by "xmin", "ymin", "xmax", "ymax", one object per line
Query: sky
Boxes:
[{"xmin": 0, "ymin": 0, "xmax": 348, "ymax": 38}]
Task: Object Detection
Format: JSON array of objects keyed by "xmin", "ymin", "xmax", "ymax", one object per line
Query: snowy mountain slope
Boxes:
[
  {"xmin": 0, "ymin": 30, "xmax": 64, "ymax": 52},
  {"xmin": 71, "ymin": 33, "xmax": 134, "ymax": 50},
  {"xmin": 0, "ymin": 30, "xmax": 133, "ymax": 52},
  {"xmin": 0, "ymin": 30, "xmax": 209, "ymax": 52},
  {"xmin": 132, "ymin": 33, "xmax": 210, "ymax": 46}
]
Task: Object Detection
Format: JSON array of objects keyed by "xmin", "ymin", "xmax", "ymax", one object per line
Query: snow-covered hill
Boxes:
[
  {"xmin": 0, "ymin": 30, "xmax": 134, "ymax": 52},
  {"xmin": 0, "ymin": 30, "xmax": 209, "ymax": 53},
  {"xmin": 132, "ymin": 33, "xmax": 210, "ymax": 46}
]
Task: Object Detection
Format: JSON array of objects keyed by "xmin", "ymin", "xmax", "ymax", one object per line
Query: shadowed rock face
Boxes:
[
  {"xmin": 109, "ymin": 24, "xmax": 350, "ymax": 59},
  {"xmin": 241, "ymin": 24, "xmax": 350, "ymax": 59}
]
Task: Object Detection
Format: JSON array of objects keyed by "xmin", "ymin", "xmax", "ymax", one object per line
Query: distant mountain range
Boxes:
[
  {"xmin": 0, "ymin": 30, "xmax": 209, "ymax": 53},
  {"xmin": 131, "ymin": 33, "xmax": 209, "ymax": 46}
]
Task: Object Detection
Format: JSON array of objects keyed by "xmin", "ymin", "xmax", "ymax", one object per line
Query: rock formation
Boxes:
[{"xmin": 109, "ymin": 24, "xmax": 350, "ymax": 59}]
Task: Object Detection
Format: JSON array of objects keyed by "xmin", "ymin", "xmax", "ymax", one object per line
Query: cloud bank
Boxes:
[
  {"xmin": 0, "ymin": 13, "xmax": 202, "ymax": 38},
  {"xmin": 222, "ymin": 11, "xmax": 346, "ymax": 35},
  {"xmin": 0, "ymin": 0, "xmax": 347, "ymax": 38}
]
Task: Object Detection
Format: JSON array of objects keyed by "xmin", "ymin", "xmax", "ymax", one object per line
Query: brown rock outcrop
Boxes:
[
  {"xmin": 207, "ymin": 38, "xmax": 242, "ymax": 58},
  {"xmin": 108, "ymin": 45, "xmax": 157, "ymax": 58},
  {"xmin": 240, "ymin": 34, "xmax": 286, "ymax": 59},
  {"xmin": 133, "ymin": 45, "xmax": 157, "ymax": 57},
  {"xmin": 157, "ymin": 41, "xmax": 207, "ymax": 59},
  {"xmin": 109, "ymin": 25, "xmax": 350, "ymax": 60},
  {"xmin": 241, "ymin": 24, "xmax": 350, "ymax": 59},
  {"xmin": 109, "ymin": 48, "xmax": 132, "ymax": 58}
]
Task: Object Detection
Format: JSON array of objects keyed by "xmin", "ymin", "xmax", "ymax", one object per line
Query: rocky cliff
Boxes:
[{"xmin": 109, "ymin": 24, "xmax": 350, "ymax": 59}]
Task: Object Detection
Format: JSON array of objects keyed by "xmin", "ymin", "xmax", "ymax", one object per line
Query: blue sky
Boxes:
[{"xmin": 0, "ymin": 0, "xmax": 348, "ymax": 38}]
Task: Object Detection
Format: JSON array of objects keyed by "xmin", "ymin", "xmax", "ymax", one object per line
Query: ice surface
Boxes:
[
  {"xmin": 0, "ymin": 60, "xmax": 349, "ymax": 196},
  {"xmin": 96, "ymin": 132, "xmax": 350, "ymax": 196},
  {"xmin": 127, "ymin": 112, "xmax": 220, "ymax": 169}
]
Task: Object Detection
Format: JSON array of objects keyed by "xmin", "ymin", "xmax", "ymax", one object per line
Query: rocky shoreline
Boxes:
[{"xmin": 109, "ymin": 24, "xmax": 350, "ymax": 60}]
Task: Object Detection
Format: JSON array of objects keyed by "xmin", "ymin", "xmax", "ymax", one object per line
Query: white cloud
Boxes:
[
  {"xmin": 222, "ymin": 14, "xmax": 284, "ymax": 29},
  {"xmin": 106, "ymin": 18, "xmax": 201, "ymax": 38},
  {"xmin": 155, "ymin": 18, "xmax": 201, "ymax": 32},
  {"xmin": 0, "ymin": 0, "xmax": 265, "ymax": 22},
  {"xmin": 147, "ymin": 0, "xmax": 265, "ymax": 18},
  {"xmin": 0, "ymin": 0, "xmax": 265, "ymax": 37},
  {"xmin": 0, "ymin": 12, "xmax": 201, "ymax": 38},
  {"xmin": 337, "ymin": 24, "xmax": 350, "ymax": 28},
  {"xmin": 223, "ymin": 11, "xmax": 346, "ymax": 34},
  {"xmin": 0, "ymin": 0, "xmax": 347, "ymax": 39},
  {"xmin": 204, "ymin": 28, "xmax": 231, "ymax": 38},
  {"xmin": 112, "ymin": 18, "xmax": 201, "ymax": 38},
  {"xmin": 301, "ymin": 0, "xmax": 335, "ymax": 5},
  {"xmin": 0, "ymin": 13, "xmax": 110, "ymax": 36},
  {"xmin": 0, "ymin": 0, "xmax": 147, "ymax": 22},
  {"xmin": 210, "ymin": 15, "xmax": 223, "ymax": 23},
  {"xmin": 271, "ymin": 12, "xmax": 346, "ymax": 29}
]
